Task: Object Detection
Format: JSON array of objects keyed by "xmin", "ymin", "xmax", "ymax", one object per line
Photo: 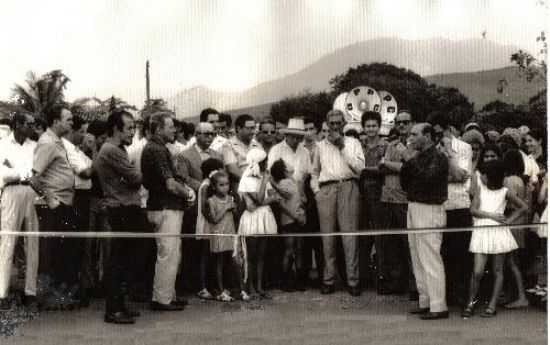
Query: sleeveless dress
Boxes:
[
  {"xmin": 470, "ymin": 182, "xmax": 518, "ymax": 254},
  {"xmin": 195, "ymin": 180, "xmax": 210, "ymax": 240},
  {"xmin": 237, "ymin": 175, "xmax": 277, "ymax": 236},
  {"xmin": 207, "ymin": 195, "xmax": 236, "ymax": 253}
]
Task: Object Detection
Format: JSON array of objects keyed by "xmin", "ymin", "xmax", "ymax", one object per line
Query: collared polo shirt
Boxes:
[
  {"xmin": 33, "ymin": 129, "xmax": 75, "ymax": 205},
  {"xmin": 381, "ymin": 139, "xmax": 408, "ymax": 204},
  {"xmin": 443, "ymin": 136, "xmax": 472, "ymax": 210},
  {"xmin": 267, "ymin": 140, "xmax": 311, "ymax": 188}
]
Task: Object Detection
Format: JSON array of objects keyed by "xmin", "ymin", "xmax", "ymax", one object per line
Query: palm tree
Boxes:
[
  {"xmin": 71, "ymin": 96, "xmax": 137, "ymax": 122},
  {"xmin": 12, "ymin": 70, "xmax": 70, "ymax": 118}
]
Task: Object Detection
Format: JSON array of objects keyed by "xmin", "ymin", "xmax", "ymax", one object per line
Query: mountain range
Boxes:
[{"xmin": 167, "ymin": 37, "xmax": 545, "ymax": 120}]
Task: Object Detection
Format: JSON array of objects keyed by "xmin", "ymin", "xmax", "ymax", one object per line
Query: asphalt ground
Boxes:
[{"xmin": 2, "ymin": 289, "xmax": 547, "ymax": 345}]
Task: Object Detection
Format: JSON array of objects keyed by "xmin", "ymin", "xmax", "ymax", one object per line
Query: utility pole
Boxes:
[{"xmin": 146, "ymin": 60, "xmax": 151, "ymax": 106}]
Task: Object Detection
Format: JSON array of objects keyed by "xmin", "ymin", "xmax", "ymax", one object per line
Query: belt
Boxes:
[
  {"xmin": 4, "ymin": 180, "xmax": 30, "ymax": 187},
  {"xmin": 319, "ymin": 178, "xmax": 355, "ymax": 188}
]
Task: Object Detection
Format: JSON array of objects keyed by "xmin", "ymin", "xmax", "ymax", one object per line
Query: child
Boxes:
[
  {"xmin": 196, "ymin": 158, "xmax": 225, "ymax": 300},
  {"xmin": 238, "ymin": 148, "xmax": 279, "ymax": 299},
  {"xmin": 462, "ymin": 160, "xmax": 528, "ymax": 318},
  {"xmin": 206, "ymin": 170, "xmax": 239, "ymax": 302},
  {"xmin": 269, "ymin": 159, "xmax": 306, "ymax": 292}
]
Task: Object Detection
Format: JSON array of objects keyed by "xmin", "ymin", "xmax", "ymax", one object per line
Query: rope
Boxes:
[{"xmin": 0, "ymin": 223, "xmax": 546, "ymax": 238}]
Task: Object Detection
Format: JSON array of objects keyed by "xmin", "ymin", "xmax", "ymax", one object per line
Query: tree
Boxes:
[
  {"xmin": 269, "ymin": 91, "xmax": 332, "ymax": 128},
  {"xmin": 11, "ymin": 70, "xmax": 70, "ymax": 118},
  {"xmin": 329, "ymin": 63, "xmax": 473, "ymax": 123},
  {"xmin": 71, "ymin": 96, "xmax": 137, "ymax": 122},
  {"xmin": 139, "ymin": 98, "xmax": 173, "ymax": 119}
]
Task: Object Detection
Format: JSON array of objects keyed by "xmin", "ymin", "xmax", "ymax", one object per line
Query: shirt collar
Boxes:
[
  {"xmin": 151, "ymin": 135, "xmax": 166, "ymax": 146},
  {"xmin": 45, "ymin": 128, "xmax": 62, "ymax": 143},
  {"xmin": 7, "ymin": 132, "xmax": 30, "ymax": 146},
  {"xmin": 195, "ymin": 143, "xmax": 209, "ymax": 154}
]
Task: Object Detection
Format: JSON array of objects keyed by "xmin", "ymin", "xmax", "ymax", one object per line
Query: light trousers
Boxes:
[
  {"xmin": 0, "ymin": 185, "xmax": 39, "ymax": 298},
  {"xmin": 148, "ymin": 209, "xmax": 184, "ymax": 305},
  {"xmin": 315, "ymin": 180, "xmax": 360, "ymax": 287},
  {"xmin": 407, "ymin": 202, "xmax": 448, "ymax": 313}
]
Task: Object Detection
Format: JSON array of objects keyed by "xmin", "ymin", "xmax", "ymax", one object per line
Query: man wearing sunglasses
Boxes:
[
  {"xmin": 257, "ymin": 119, "xmax": 277, "ymax": 154},
  {"xmin": 378, "ymin": 110, "xmax": 416, "ymax": 296}
]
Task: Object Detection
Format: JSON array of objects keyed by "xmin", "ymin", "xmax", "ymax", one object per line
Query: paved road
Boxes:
[{"xmin": 3, "ymin": 290, "xmax": 547, "ymax": 345}]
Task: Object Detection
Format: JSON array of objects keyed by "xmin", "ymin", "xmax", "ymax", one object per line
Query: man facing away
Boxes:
[{"xmin": 400, "ymin": 123, "xmax": 449, "ymax": 320}]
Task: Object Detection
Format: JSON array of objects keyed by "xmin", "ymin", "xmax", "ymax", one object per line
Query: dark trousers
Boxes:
[
  {"xmin": 36, "ymin": 203, "xmax": 79, "ymax": 287},
  {"xmin": 442, "ymin": 208, "xmax": 472, "ymax": 304},
  {"xmin": 380, "ymin": 203, "xmax": 412, "ymax": 292},
  {"xmin": 74, "ymin": 190, "xmax": 91, "ymax": 290},
  {"xmin": 81, "ymin": 196, "xmax": 111, "ymax": 292},
  {"xmin": 359, "ymin": 197, "xmax": 384, "ymax": 289},
  {"xmin": 104, "ymin": 205, "xmax": 146, "ymax": 314},
  {"xmin": 301, "ymin": 201, "xmax": 323, "ymax": 286}
]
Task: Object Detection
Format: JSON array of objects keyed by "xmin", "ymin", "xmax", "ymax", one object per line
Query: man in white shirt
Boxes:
[
  {"xmin": 0, "ymin": 112, "xmax": 39, "ymax": 310},
  {"xmin": 311, "ymin": 110, "xmax": 365, "ymax": 296},
  {"xmin": 431, "ymin": 115, "xmax": 473, "ymax": 306},
  {"xmin": 62, "ymin": 116, "xmax": 93, "ymax": 305}
]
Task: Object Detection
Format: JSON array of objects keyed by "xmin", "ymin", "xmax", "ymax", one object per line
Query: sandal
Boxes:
[
  {"xmin": 480, "ymin": 307, "xmax": 497, "ymax": 318},
  {"xmin": 240, "ymin": 290, "xmax": 251, "ymax": 302},
  {"xmin": 197, "ymin": 288, "xmax": 214, "ymax": 300},
  {"xmin": 216, "ymin": 290, "xmax": 235, "ymax": 302},
  {"xmin": 461, "ymin": 300, "xmax": 477, "ymax": 318}
]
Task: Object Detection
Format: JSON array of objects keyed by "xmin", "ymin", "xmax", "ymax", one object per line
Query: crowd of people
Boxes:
[{"xmin": 0, "ymin": 105, "xmax": 546, "ymax": 324}]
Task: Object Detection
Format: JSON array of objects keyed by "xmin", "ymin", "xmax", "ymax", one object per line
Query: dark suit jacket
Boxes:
[{"xmin": 175, "ymin": 144, "xmax": 222, "ymax": 192}]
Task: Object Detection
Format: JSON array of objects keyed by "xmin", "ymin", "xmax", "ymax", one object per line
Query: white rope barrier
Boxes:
[{"xmin": 0, "ymin": 223, "xmax": 546, "ymax": 238}]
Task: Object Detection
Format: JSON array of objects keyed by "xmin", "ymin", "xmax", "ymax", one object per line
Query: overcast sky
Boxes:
[{"xmin": 0, "ymin": 0, "xmax": 546, "ymax": 108}]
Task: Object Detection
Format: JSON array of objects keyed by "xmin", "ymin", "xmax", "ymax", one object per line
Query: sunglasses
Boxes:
[
  {"xmin": 197, "ymin": 132, "xmax": 215, "ymax": 136},
  {"xmin": 262, "ymin": 130, "xmax": 276, "ymax": 134}
]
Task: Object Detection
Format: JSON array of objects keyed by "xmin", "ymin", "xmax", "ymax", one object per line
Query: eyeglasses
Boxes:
[
  {"xmin": 262, "ymin": 130, "xmax": 276, "ymax": 135},
  {"xmin": 395, "ymin": 120, "xmax": 411, "ymax": 126},
  {"xmin": 197, "ymin": 132, "xmax": 215, "ymax": 136}
]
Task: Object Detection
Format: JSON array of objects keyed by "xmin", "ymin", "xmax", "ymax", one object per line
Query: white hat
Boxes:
[{"xmin": 280, "ymin": 118, "xmax": 306, "ymax": 136}]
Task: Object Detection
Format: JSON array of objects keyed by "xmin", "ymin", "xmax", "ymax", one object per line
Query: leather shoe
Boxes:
[
  {"xmin": 123, "ymin": 308, "xmax": 141, "ymax": 317},
  {"xmin": 320, "ymin": 284, "xmax": 335, "ymax": 295},
  {"xmin": 150, "ymin": 301, "xmax": 184, "ymax": 311},
  {"xmin": 173, "ymin": 297, "xmax": 188, "ymax": 307},
  {"xmin": 348, "ymin": 286, "xmax": 361, "ymax": 297},
  {"xmin": 104, "ymin": 312, "xmax": 135, "ymax": 324},
  {"xmin": 409, "ymin": 307, "xmax": 429, "ymax": 315},
  {"xmin": 419, "ymin": 311, "xmax": 449, "ymax": 320}
]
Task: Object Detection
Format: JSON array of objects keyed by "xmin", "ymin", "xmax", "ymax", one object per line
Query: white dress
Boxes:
[
  {"xmin": 470, "ymin": 183, "xmax": 518, "ymax": 254},
  {"xmin": 237, "ymin": 175, "xmax": 277, "ymax": 236}
]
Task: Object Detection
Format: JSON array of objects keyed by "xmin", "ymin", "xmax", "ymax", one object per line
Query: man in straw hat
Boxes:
[
  {"xmin": 268, "ymin": 118, "xmax": 312, "ymax": 290},
  {"xmin": 311, "ymin": 110, "xmax": 365, "ymax": 296}
]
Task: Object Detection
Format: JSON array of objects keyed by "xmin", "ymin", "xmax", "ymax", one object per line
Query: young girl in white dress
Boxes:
[
  {"xmin": 462, "ymin": 159, "xmax": 528, "ymax": 318},
  {"xmin": 238, "ymin": 148, "xmax": 280, "ymax": 299}
]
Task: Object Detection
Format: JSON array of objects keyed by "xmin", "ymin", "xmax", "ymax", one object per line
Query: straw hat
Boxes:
[{"xmin": 280, "ymin": 118, "xmax": 306, "ymax": 136}]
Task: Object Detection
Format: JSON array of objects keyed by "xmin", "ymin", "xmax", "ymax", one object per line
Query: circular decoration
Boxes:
[
  {"xmin": 332, "ymin": 92, "xmax": 351, "ymax": 121},
  {"xmin": 378, "ymin": 90, "xmax": 398, "ymax": 136},
  {"xmin": 344, "ymin": 86, "xmax": 381, "ymax": 122}
]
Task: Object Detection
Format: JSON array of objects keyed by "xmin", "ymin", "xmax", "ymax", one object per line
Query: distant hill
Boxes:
[
  {"xmin": 169, "ymin": 37, "xmax": 522, "ymax": 118},
  {"xmin": 425, "ymin": 66, "xmax": 545, "ymax": 111}
]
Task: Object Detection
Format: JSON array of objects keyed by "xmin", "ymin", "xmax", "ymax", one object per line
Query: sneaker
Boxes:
[
  {"xmin": 240, "ymin": 290, "xmax": 251, "ymax": 301},
  {"xmin": 197, "ymin": 288, "xmax": 214, "ymax": 300},
  {"xmin": 216, "ymin": 290, "xmax": 235, "ymax": 302}
]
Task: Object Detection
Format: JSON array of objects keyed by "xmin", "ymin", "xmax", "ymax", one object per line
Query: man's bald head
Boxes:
[
  {"xmin": 195, "ymin": 122, "xmax": 216, "ymax": 149},
  {"xmin": 409, "ymin": 122, "xmax": 435, "ymax": 151}
]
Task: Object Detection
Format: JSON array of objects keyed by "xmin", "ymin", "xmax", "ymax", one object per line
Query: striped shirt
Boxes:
[
  {"xmin": 310, "ymin": 136, "xmax": 365, "ymax": 193},
  {"xmin": 444, "ymin": 136, "xmax": 472, "ymax": 210}
]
